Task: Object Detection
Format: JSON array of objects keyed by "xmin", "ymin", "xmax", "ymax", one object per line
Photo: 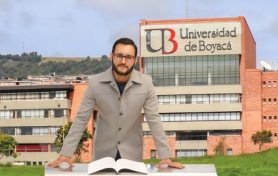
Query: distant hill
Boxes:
[
  {"xmin": 41, "ymin": 56, "xmax": 102, "ymax": 63},
  {"xmin": 0, "ymin": 54, "xmax": 139, "ymax": 79}
]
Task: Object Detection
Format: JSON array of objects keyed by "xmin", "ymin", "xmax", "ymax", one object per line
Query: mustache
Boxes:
[{"xmin": 117, "ymin": 64, "xmax": 128, "ymax": 68}]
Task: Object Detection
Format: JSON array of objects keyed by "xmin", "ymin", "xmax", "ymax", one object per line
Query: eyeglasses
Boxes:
[{"xmin": 113, "ymin": 53, "xmax": 136, "ymax": 62}]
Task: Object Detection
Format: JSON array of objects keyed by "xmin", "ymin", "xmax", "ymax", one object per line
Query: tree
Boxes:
[
  {"xmin": 0, "ymin": 133, "xmax": 19, "ymax": 159},
  {"xmin": 214, "ymin": 136, "xmax": 227, "ymax": 155},
  {"xmin": 251, "ymin": 130, "xmax": 272, "ymax": 151},
  {"xmin": 54, "ymin": 121, "xmax": 92, "ymax": 162}
]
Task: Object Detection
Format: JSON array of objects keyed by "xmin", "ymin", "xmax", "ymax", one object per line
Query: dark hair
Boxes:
[{"xmin": 112, "ymin": 38, "xmax": 137, "ymax": 57}]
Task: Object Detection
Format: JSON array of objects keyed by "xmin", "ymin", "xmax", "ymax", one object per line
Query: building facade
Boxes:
[
  {"xmin": 0, "ymin": 85, "xmax": 74, "ymax": 165},
  {"xmin": 139, "ymin": 16, "xmax": 261, "ymax": 158}
]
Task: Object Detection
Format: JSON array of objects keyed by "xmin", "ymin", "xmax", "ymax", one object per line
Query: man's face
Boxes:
[{"xmin": 110, "ymin": 44, "xmax": 137, "ymax": 76}]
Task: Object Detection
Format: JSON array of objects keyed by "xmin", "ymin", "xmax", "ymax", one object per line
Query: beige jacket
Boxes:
[{"xmin": 60, "ymin": 67, "xmax": 172, "ymax": 162}]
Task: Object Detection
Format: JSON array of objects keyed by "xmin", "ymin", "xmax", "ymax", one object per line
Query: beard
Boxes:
[{"xmin": 112, "ymin": 60, "xmax": 135, "ymax": 76}]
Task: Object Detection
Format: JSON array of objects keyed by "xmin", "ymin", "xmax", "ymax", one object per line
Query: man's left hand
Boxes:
[{"xmin": 156, "ymin": 158, "xmax": 185, "ymax": 169}]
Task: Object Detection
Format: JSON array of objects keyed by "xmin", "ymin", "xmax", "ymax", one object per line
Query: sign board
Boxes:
[{"xmin": 140, "ymin": 22, "xmax": 241, "ymax": 57}]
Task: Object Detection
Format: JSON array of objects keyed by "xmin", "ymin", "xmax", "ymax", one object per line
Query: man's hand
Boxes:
[
  {"xmin": 156, "ymin": 158, "xmax": 184, "ymax": 169},
  {"xmin": 47, "ymin": 155, "xmax": 74, "ymax": 168}
]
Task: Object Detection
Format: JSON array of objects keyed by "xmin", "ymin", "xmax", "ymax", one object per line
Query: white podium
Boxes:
[{"xmin": 45, "ymin": 163, "xmax": 217, "ymax": 176}]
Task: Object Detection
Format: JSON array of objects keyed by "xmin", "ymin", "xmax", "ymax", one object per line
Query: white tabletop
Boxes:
[{"xmin": 45, "ymin": 163, "xmax": 217, "ymax": 176}]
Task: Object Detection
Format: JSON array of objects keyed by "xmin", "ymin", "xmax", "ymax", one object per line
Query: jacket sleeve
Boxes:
[
  {"xmin": 143, "ymin": 77, "xmax": 172, "ymax": 159},
  {"xmin": 60, "ymin": 78, "xmax": 96, "ymax": 157}
]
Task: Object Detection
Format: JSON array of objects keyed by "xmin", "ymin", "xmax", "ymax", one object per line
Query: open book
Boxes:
[{"xmin": 87, "ymin": 157, "xmax": 148, "ymax": 175}]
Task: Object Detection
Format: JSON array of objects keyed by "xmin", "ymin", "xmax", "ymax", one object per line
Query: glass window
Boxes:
[
  {"xmin": 263, "ymin": 81, "xmax": 266, "ymax": 87},
  {"xmin": 227, "ymin": 149, "xmax": 232, "ymax": 156},
  {"xmin": 151, "ymin": 150, "xmax": 156, "ymax": 159},
  {"xmin": 50, "ymin": 109, "xmax": 66, "ymax": 118},
  {"xmin": 263, "ymin": 99, "xmax": 266, "ymax": 105},
  {"xmin": 144, "ymin": 55, "xmax": 240, "ymax": 87},
  {"xmin": 50, "ymin": 126, "xmax": 61, "ymax": 135},
  {"xmin": 0, "ymin": 127, "xmax": 15, "ymax": 135},
  {"xmin": 0, "ymin": 110, "xmax": 14, "ymax": 119}
]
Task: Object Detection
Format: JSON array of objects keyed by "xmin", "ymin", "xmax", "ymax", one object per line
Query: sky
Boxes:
[{"xmin": 0, "ymin": 0, "xmax": 278, "ymax": 69}]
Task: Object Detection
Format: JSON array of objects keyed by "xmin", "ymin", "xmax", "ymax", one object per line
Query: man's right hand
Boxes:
[{"xmin": 47, "ymin": 155, "xmax": 74, "ymax": 168}]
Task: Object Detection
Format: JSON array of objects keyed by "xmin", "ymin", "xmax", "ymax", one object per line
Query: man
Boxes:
[{"xmin": 48, "ymin": 38, "xmax": 184, "ymax": 169}]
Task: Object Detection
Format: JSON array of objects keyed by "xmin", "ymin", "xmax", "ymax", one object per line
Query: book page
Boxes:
[
  {"xmin": 116, "ymin": 159, "xmax": 147, "ymax": 174},
  {"xmin": 87, "ymin": 157, "xmax": 116, "ymax": 174}
]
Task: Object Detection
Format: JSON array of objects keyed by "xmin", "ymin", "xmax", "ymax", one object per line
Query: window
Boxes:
[
  {"xmin": 263, "ymin": 99, "xmax": 266, "ymax": 105},
  {"xmin": 158, "ymin": 112, "xmax": 240, "ymax": 122},
  {"xmin": 0, "ymin": 110, "xmax": 14, "ymax": 119},
  {"xmin": 18, "ymin": 110, "xmax": 48, "ymax": 119},
  {"xmin": 176, "ymin": 149, "xmax": 207, "ymax": 158},
  {"xmin": 17, "ymin": 127, "xmax": 48, "ymax": 135},
  {"xmin": 274, "ymin": 98, "xmax": 277, "ymax": 105},
  {"xmin": 269, "ymin": 98, "xmax": 272, "ymax": 105},
  {"xmin": 268, "ymin": 81, "xmax": 272, "ymax": 87},
  {"xmin": 50, "ymin": 109, "xmax": 66, "ymax": 118},
  {"xmin": 269, "ymin": 116, "xmax": 272, "ymax": 122},
  {"xmin": 144, "ymin": 55, "xmax": 240, "ymax": 87},
  {"xmin": 50, "ymin": 126, "xmax": 61, "ymax": 135},
  {"xmin": 263, "ymin": 81, "xmax": 266, "ymax": 87},
  {"xmin": 143, "ymin": 131, "xmax": 152, "ymax": 137},
  {"xmin": 227, "ymin": 149, "xmax": 233, "ymax": 156},
  {"xmin": 274, "ymin": 116, "xmax": 277, "ymax": 122},
  {"xmin": 165, "ymin": 131, "xmax": 175, "ymax": 136},
  {"xmin": 263, "ymin": 116, "xmax": 266, "ymax": 122},
  {"xmin": 151, "ymin": 150, "xmax": 156, "ymax": 159},
  {"xmin": 0, "ymin": 127, "xmax": 15, "ymax": 135},
  {"xmin": 274, "ymin": 81, "xmax": 277, "ymax": 87},
  {"xmin": 274, "ymin": 133, "xmax": 277, "ymax": 139}
]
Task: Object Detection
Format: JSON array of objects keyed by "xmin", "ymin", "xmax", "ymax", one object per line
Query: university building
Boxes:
[
  {"xmin": 139, "ymin": 16, "xmax": 277, "ymax": 158},
  {"xmin": 0, "ymin": 84, "xmax": 94, "ymax": 164},
  {"xmin": 1, "ymin": 16, "xmax": 278, "ymax": 164}
]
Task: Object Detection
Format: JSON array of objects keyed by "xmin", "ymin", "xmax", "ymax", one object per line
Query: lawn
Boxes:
[
  {"xmin": 0, "ymin": 165, "xmax": 43, "ymax": 176},
  {"xmin": 1, "ymin": 148, "xmax": 278, "ymax": 176},
  {"xmin": 144, "ymin": 148, "xmax": 278, "ymax": 176}
]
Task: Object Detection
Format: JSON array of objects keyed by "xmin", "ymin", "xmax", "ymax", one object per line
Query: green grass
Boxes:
[
  {"xmin": 0, "ymin": 165, "xmax": 43, "ymax": 176},
  {"xmin": 144, "ymin": 148, "xmax": 278, "ymax": 176},
  {"xmin": 1, "ymin": 148, "xmax": 278, "ymax": 176}
]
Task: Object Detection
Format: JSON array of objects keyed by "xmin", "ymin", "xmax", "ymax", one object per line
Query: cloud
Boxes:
[
  {"xmin": 77, "ymin": 0, "xmax": 176, "ymax": 20},
  {"xmin": 268, "ymin": 16, "xmax": 278, "ymax": 37},
  {"xmin": 109, "ymin": 22, "xmax": 139, "ymax": 44},
  {"xmin": 0, "ymin": 0, "xmax": 12, "ymax": 11},
  {"xmin": 18, "ymin": 11, "xmax": 37, "ymax": 28},
  {"xmin": 49, "ymin": 12, "xmax": 75, "ymax": 25},
  {"xmin": 0, "ymin": 30, "xmax": 10, "ymax": 44}
]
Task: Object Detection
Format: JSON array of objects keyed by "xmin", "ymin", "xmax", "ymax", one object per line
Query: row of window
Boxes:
[
  {"xmin": 0, "ymin": 126, "xmax": 61, "ymax": 135},
  {"xmin": 263, "ymin": 98, "xmax": 277, "ymax": 105},
  {"xmin": 0, "ymin": 91, "xmax": 67, "ymax": 101},
  {"xmin": 158, "ymin": 94, "xmax": 240, "ymax": 105},
  {"xmin": 0, "ymin": 109, "xmax": 67, "ymax": 119},
  {"xmin": 176, "ymin": 150, "xmax": 208, "ymax": 158},
  {"xmin": 262, "ymin": 81, "xmax": 277, "ymax": 87},
  {"xmin": 144, "ymin": 130, "xmax": 241, "ymax": 139},
  {"xmin": 144, "ymin": 112, "xmax": 241, "ymax": 122},
  {"xmin": 263, "ymin": 116, "xmax": 278, "ymax": 122},
  {"xmin": 144, "ymin": 54, "xmax": 240, "ymax": 86}
]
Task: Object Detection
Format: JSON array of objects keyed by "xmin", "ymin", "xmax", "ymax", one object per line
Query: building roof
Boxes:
[{"xmin": 0, "ymin": 84, "xmax": 74, "ymax": 93}]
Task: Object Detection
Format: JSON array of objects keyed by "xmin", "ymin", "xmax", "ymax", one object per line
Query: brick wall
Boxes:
[
  {"xmin": 70, "ymin": 83, "xmax": 94, "ymax": 162},
  {"xmin": 143, "ymin": 137, "xmax": 176, "ymax": 159}
]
